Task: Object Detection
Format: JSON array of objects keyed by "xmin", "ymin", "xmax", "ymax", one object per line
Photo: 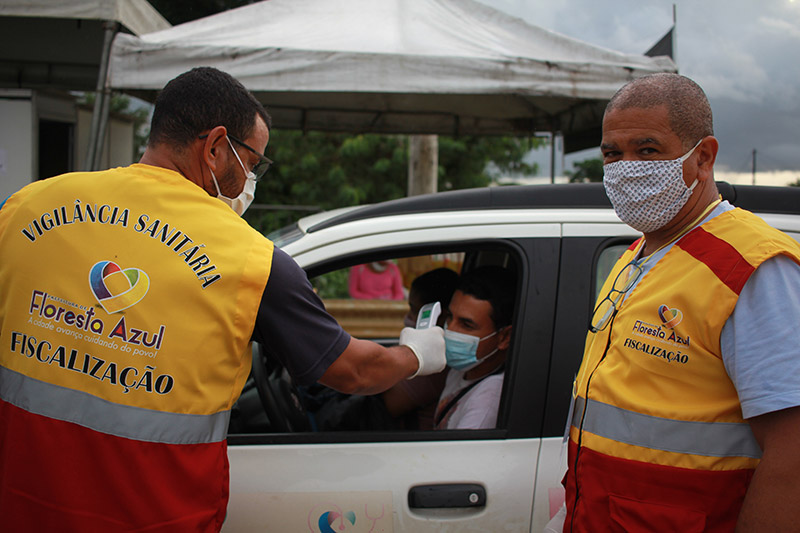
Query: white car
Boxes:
[{"xmin": 223, "ymin": 182, "xmax": 800, "ymax": 532}]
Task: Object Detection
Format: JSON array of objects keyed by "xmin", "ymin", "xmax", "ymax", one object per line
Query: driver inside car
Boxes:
[
  {"xmin": 378, "ymin": 265, "xmax": 515, "ymax": 431},
  {"xmin": 382, "ymin": 267, "xmax": 460, "ymax": 429},
  {"xmin": 433, "ymin": 265, "xmax": 515, "ymax": 430}
]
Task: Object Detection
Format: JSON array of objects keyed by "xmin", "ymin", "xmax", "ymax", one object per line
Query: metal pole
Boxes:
[
  {"xmin": 672, "ymin": 4, "xmax": 678, "ymax": 66},
  {"xmin": 752, "ymin": 149, "xmax": 757, "ymax": 185},
  {"xmin": 85, "ymin": 21, "xmax": 118, "ymax": 171},
  {"xmin": 92, "ymin": 77, "xmax": 113, "ymax": 170},
  {"xmin": 550, "ymin": 133, "xmax": 556, "ymax": 184}
]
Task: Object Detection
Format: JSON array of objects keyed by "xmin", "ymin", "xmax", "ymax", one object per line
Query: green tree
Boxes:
[
  {"xmin": 246, "ymin": 131, "xmax": 407, "ymax": 232},
  {"xmin": 566, "ymin": 157, "xmax": 604, "ymax": 183},
  {"xmin": 439, "ymin": 136, "xmax": 540, "ymax": 189},
  {"xmin": 789, "ymin": 178, "xmax": 800, "ymax": 187},
  {"xmin": 245, "ymin": 132, "xmax": 542, "ymax": 233}
]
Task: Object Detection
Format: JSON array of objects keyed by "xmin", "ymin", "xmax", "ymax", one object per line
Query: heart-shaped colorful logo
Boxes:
[
  {"xmin": 89, "ymin": 260, "xmax": 150, "ymax": 314},
  {"xmin": 317, "ymin": 510, "xmax": 356, "ymax": 532},
  {"xmin": 658, "ymin": 304, "xmax": 683, "ymax": 329}
]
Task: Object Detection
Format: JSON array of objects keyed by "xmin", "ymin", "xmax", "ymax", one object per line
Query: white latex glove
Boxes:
[{"xmin": 399, "ymin": 326, "xmax": 446, "ymax": 379}]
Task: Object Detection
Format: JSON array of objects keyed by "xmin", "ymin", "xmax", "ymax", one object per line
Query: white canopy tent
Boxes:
[
  {"xmin": 0, "ymin": 0, "xmax": 170, "ymax": 169},
  {"xmin": 109, "ymin": 0, "xmax": 676, "ymax": 155}
]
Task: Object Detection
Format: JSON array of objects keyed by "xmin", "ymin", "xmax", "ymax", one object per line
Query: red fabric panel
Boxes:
[
  {"xmin": 0, "ymin": 399, "xmax": 228, "ymax": 532},
  {"xmin": 627, "ymin": 238, "xmax": 642, "ymax": 251},
  {"xmin": 564, "ymin": 440, "xmax": 753, "ymax": 533},
  {"xmin": 677, "ymin": 227, "xmax": 755, "ymax": 295}
]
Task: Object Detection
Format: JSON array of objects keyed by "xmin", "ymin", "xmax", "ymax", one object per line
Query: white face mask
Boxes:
[
  {"xmin": 209, "ymin": 136, "xmax": 257, "ymax": 216},
  {"xmin": 603, "ymin": 139, "xmax": 702, "ymax": 233}
]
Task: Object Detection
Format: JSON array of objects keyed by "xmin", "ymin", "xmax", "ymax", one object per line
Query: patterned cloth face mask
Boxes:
[{"xmin": 603, "ymin": 139, "xmax": 702, "ymax": 233}]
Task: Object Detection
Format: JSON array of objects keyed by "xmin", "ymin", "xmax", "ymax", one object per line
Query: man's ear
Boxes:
[
  {"xmin": 695, "ymin": 136, "xmax": 719, "ymax": 183},
  {"xmin": 200, "ymin": 125, "xmax": 228, "ymax": 172},
  {"xmin": 497, "ymin": 325, "xmax": 512, "ymax": 351}
]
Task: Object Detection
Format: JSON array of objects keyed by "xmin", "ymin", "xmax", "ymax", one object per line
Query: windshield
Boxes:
[{"xmin": 266, "ymin": 223, "xmax": 305, "ymax": 249}]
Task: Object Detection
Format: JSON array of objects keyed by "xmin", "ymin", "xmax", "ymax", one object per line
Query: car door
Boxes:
[
  {"xmin": 223, "ymin": 217, "xmax": 563, "ymax": 533},
  {"xmin": 531, "ymin": 221, "xmax": 638, "ymax": 528}
]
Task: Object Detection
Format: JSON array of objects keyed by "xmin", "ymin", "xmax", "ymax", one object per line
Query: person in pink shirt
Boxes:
[{"xmin": 348, "ymin": 261, "xmax": 405, "ymax": 300}]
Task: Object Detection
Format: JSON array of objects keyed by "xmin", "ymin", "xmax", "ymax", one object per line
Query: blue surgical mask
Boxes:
[{"xmin": 444, "ymin": 326, "xmax": 498, "ymax": 371}]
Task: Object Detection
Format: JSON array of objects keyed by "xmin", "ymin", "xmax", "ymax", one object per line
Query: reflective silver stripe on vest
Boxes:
[
  {"xmin": 0, "ymin": 365, "xmax": 229, "ymax": 445},
  {"xmin": 572, "ymin": 396, "xmax": 762, "ymax": 459}
]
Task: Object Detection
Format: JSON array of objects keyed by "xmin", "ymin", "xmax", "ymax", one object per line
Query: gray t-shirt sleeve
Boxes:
[
  {"xmin": 251, "ymin": 247, "xmax": 351, "ymax": 385},
  {"xmin": 722, "ymin": 254, "xmax": 800, "ymax": 419}
]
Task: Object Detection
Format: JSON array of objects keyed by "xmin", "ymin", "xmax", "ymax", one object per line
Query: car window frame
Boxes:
[{"xmin": 228, "ymin": 238, "xmax": 538, "ymax": 446}]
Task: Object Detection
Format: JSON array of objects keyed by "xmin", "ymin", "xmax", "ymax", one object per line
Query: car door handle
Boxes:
[{"xmin": 408, "ymin": 483, "xmax": 486, "ymax": 509}]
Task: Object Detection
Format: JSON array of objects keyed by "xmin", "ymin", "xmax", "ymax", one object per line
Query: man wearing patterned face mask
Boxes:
[
  {"xmin": 433, "ymin": 265, "xmax": 515, "ymax": 430},
  {"xmin": 563, "ymin": 73, "xmax": 800, "ymax": 532}
]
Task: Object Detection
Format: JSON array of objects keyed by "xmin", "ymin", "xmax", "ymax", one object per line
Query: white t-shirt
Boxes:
[{"xmin": 434, "ymin": 369, "xmax": 504, "ymax": 429}]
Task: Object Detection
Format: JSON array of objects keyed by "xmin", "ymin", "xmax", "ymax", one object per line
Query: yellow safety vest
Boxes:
[
  {"xmin": 0, "ymin": 164, "xmax": 273, "ymax": 531},
  {"xmin": 565, "ymin": 207, "xmax": 800, "ymax": 532}
]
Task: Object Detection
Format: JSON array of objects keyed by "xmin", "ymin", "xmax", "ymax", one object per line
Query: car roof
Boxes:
[{"xmin": 306, "ymin": 182, "xmax": 800, "ymax": 234}]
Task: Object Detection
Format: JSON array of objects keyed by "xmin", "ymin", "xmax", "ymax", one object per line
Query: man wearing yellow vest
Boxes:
[
  {"xmin": 0, "ymin": 67, "xmax": 445, "ymax": 532},
  {"xmin": 564, "ymin": 73, "xmax": 800, "ymax": 532}
]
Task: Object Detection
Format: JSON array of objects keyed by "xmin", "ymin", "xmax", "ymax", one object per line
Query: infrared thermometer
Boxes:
[{"xmin": 415, "ymin": 301, "xmax": 441, "ymax": 329}]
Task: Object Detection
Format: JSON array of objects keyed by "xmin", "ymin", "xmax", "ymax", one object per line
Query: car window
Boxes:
[
  {"xmin": 229, "ymin": 246, "xmax": 522, "ymax": 439},
  {"xmin": 594, "ymin": 244, "xmax": 629, "ymax": 302},
  {"xmin": 265, "ymin": 222, "xmax": 304, "ymax": 248},
  {"xmin": 315, "ymin": 253, "xmax": 464, "ymax": 340}
]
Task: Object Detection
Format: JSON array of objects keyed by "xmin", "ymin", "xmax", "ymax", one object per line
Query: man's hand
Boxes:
[{"xmin": 399, "ymin": 326, "xmax": 446, "ymax": 379}]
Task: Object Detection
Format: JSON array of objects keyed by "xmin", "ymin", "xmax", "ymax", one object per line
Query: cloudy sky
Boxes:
[{"xmin": 478, "ymin": 0, "xmax": 800, "ymax": 185}]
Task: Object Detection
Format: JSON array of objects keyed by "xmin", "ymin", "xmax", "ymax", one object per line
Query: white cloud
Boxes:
[
  {"xmin": 477, "ymin": 0, "xmax": 800, "ymax": 171},
  {"xmin": 760, "ymin": 16, "xmax": 800, "ymax": 40}
]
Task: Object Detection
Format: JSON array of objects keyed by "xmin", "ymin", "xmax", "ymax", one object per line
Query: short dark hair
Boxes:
[
  {"xmin": 411, "ymin": 268, "xmax": 459, "ymax": 309},
  {"xmin": 606, "ymin": 73, "xmax": 713, "ymax": 150},
  {"xmin": 457, "ymin": 265, "xmax": 515, "ymax": 329},
  {"xmin": 148, "ymin": 67, "xmax": 271, "ymax": 149}
]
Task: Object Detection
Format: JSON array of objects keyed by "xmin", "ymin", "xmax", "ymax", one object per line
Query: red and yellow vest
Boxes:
[
  {"xmin": 565, "ymin": 208, "xmax": 800, "ymax": 532},
  {"xmin": 0, "ymin": 164, "xmax": 273, "ymax": 532}
]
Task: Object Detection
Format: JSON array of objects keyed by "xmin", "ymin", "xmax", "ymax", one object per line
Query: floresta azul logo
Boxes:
[
  {"xmin": 657, "ymin": 303, "xmax": 683, "ymax": 329},
  {"xmin": 89, "ymin": 260, "xmax": 150, "ymax": 314}
]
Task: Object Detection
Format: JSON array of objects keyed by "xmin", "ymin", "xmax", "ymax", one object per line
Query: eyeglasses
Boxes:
[
  {"xmin": 589, "ymin": 260, "xmax": 643, "ymax": 333},
  {"xmin": 228, "ymin": 134, "xmax": 273, "ymax": 181},
  {"xmin": 198, "ymin": 133, "xmax": 273, "ymax": 181}
]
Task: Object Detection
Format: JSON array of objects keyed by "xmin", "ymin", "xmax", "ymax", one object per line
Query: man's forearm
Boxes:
[
  {"xmin": 737, "ymin": 407, "xmax": 800, "ymax": 531},
  {"xmin": 318, "ymin": 339, "xmax": 418, "ymax": 395},
  {"xmin": 736, "ymin": 455, "xmax": 798, "ymax": 531}
]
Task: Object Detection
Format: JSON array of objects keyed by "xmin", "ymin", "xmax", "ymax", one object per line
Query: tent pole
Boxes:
[
  {"xmin": 92, "ymin": 76, "xmax": 113, "ymax": 170},
  {"xmin": 85, "ymin": 21, "xmax": 118, "ymax": 171},
  {"xmin": 408, "ymin": 135, "xmax": 438, "ymax": 197}
]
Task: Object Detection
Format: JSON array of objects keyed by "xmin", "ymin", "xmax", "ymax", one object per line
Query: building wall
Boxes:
[
  {"xmin": 0, "ymin": 91, "xmax": 35, "ymax": 201},
  {"xmin": 0, "ymin": 90, "xmax": 135, "ymax": 202},
  {"xmin": 77, "ymin": 106, "xmax": 135, "ymax": 171}
]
